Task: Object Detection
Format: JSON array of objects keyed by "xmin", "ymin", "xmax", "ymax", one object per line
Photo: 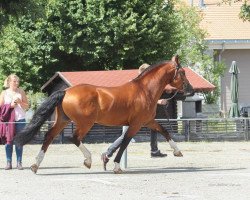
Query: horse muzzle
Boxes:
[{"xmin": 183, "ymin": 83, "xmax": 194, "ymax": 96}]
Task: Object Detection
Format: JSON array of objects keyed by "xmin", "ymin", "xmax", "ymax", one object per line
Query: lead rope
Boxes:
[
  {"xmin": 163, "ymin": 102, "xmax": 175, "ymax": 135},
  {"xmin": 165, "ymin": 90, "xmax": 178, "ymax": 101}
]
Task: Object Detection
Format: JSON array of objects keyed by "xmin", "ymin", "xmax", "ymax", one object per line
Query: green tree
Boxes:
[
  {"xmin": 0, "ymin": 16, "xmax": 56, "ymax": 91},
  {"xmin": 0, "ymin": 0, "xmax": 45, "ymax": 29},
  {"xmin": 0, "ymin": 0, "xmax": 225, "ymax": 106},
  {"xmin": 222, "ymin": 0, "xmax": 250, "ymax": 21},
  {"xmin": 176, "ymin": 3, "xmax": 226, "ymax": 104},
  {"xmin": 0, "ymin": 0, "xmax": 183, "ymax": 91},
  {"xmin": 239, "ymin": 1, "xmax": 250, "ymax": 21},
  {"xmin": 45, "ymin": 0, "xmax": 181, "ymax": 70}
]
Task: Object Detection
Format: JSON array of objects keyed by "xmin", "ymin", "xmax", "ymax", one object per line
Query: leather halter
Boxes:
[
  {"xmin": 171, "ymin": 62, "xmax": 182, "ymax": 84},
  {"xmin": 166, "ymin": 63, "xmax": 187, "ymax": 101}
]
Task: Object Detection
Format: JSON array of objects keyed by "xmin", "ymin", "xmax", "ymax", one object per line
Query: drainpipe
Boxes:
[
  {"xmin": 190, "ymin": 0, "xmax": 193, "ymax": 6},
  {"xmin": 218, "ymin": 42, "xmax": 225, "ymax": 114},
  {"xmin": 199, "ymin": 0, "xmax": 204, "ymax": 8},
  {"xmin": 218, "ymin": 42, "xmax": 225, "ymax": 62}
]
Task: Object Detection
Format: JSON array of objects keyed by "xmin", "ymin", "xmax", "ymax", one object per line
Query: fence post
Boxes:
[
  {"xmin": 120, "ymin": 148, "xmax": 127, "ymax": 169},
  {"xmin": 60, "ymin": 130, "xmax": 64, "ymax": 144},
  {"xmin": 225, "ymin": 119, "xmax": 228, "ymax": 135},
  {"xmin": 120, "ymin": 126, "xmax": 128, "ymax": 169},
  {"xmin": 248, "ymin": 119, "xmax": 250, "ymax": 141},
  {"xmin": 184, "ymin": 120, "xmax": 190, "ymax": 142},
  {"xmin": 244, "ymin": 118, "xmax": 249, "ymax": 141}
]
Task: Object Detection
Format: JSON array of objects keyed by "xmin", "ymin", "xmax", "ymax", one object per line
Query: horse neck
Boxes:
[{"xmin": 138, "ymin": 66, "xmax": 175, "ymax": 102}]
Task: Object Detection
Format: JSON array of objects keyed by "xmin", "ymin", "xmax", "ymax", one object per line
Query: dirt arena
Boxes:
[{"xmin": 0, "ymin": 141, "xmax": 250, "ymax": 200}]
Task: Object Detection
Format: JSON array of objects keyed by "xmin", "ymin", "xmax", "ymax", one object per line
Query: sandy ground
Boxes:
[{"xmin": 0, "ymin": 141, "xmax": 250, "ymax": 200}]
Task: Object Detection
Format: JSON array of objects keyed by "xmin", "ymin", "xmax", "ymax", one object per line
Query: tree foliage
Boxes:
[
  {"xmin": 0, "ymin": 0, "xmax": 183, "ymax": 92},
  {"xmin": 239, "ymin": 1, "xmax": 250, "ymax": 21},
  {"xmin": 0, "ymin": 0, "xmax": 224, "ymax": 104},
  {"xmin": 44, "ymin": 0, "xmax": 184, "ymax": 71},
  {"xmin": 0, "ymin": 16, "xmax": 56, "ymax": 91},
  {"xmin": 175, "ymin": 3, "xmax": 226, "ymax": 104},
  {"xmin": 222, "ymin": 0, "xmax": 250, "ymax": 21}
]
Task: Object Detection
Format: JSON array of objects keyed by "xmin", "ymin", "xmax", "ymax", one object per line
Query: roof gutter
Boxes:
[
  {"xmin": 57, "ymin": 72, "xmax": 72, "ymax": 87},
  {"xmin": 41, "ymin": 72, "xmax": 72, "ymax": 92},
  {"xmin": 206, "ymin": 39, "xmax": 250, "ymax": 50}
]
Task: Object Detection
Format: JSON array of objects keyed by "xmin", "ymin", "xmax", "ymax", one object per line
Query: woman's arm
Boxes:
[
  {"xmin": 0, "ymin": 91, "xmax": 4, "ymax": 106},
  {"xmin": 15, "ymin": 88, "xmax": 29, "ymax": 110},
  {"xmin": 0, "ymin": 90, "xmax": 16, "ymax": 108}
]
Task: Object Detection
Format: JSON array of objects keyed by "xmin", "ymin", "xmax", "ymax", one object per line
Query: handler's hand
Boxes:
[{"xmin": 157, "ymin": 99, "xmax": 168, "ymax": 105}]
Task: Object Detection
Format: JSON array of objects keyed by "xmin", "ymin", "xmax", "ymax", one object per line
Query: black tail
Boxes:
[{"xmin": 15, "ymin": 90, "xmax": 66, "ymax": 146}]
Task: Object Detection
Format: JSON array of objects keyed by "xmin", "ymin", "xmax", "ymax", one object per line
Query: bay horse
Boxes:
[{"xmin": 15, "ymin": 55, "xmax": 193, "ymax": 174}]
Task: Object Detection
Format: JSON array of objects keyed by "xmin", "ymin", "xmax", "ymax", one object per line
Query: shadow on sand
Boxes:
[{"xmin": 36, "ymin": 166, "xmax": 246, "ymax": 176}]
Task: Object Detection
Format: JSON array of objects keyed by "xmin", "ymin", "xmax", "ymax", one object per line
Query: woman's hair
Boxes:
[{"xmin": 3, "ymin": 74, "xmax": 20, "ymax": 88}]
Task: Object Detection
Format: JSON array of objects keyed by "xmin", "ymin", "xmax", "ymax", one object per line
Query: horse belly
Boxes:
[{"xmin": 96, "ymin": 108, "xmax": 129, "ymax": 126}]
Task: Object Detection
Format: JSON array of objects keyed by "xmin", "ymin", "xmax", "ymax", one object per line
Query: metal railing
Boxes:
[
  {"xmin": 157, "ymin": 118, "xmax": 250, "ymax": 142},
  {"xmin": 1, "ymin": 118, "xmax": 249, "ymax": 144}
]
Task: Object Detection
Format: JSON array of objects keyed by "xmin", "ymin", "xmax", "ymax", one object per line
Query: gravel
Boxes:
[{"xmin": 0, "ymin": 141, "xmax": 250, "ymax": 200}]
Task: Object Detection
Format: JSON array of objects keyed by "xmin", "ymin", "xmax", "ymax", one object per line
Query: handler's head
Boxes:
[{"xmin": 138, "ymin": 63, "xmax": 150, "ymax": 74}]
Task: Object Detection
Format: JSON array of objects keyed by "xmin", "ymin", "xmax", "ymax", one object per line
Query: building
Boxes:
[{"xmin": 193, "ymin": 0, "xmax": 250, "ymax": 114}]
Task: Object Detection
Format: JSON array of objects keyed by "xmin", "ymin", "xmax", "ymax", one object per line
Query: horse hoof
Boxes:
[
  {"xmin": 113, "ymin": 168, "xmax": 123, "ymax": 174},
  {"xmin": 30, "ymin": 164, "xmax": 38, "ymax": 174},
  {"xmin": 84, "ymin": 159, "xmax": 91, "ymax": 169},
  {"xmin": 174, "ymin": 151, "xmax": 183, "ymax": 157}
]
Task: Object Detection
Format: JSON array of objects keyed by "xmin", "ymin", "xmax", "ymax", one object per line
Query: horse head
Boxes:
[{"xmin": 169, "ymin": 55, "xmax": 194, "ymax": 96}]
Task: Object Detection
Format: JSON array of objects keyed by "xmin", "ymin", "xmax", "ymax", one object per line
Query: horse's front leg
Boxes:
[
  {"xmin": 113, "ymin": 126, "xmax": 140, "ymax": 174},
  {"xmin": 168, "ymin": 139, "xmax": 183, "ymax": 157},
  {"xmin": 113, "ymin": 136, "xmax": 132, "ymax": 174},
  {"xmin": 146, "ymin": 120, "xmax": 183, "ymax": 157}
]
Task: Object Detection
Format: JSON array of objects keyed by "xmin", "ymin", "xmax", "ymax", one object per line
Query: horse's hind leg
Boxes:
[
  {"xmin": 71, "ymin": 123, "xmax": 94, "ymax": 169},
  {"xmin": 31, "ymin": 107, "xmax": 70, "ymax": 174},
  {"xmin": 146, "ymin": 120, "xmax": 183, "ymax": 157}
]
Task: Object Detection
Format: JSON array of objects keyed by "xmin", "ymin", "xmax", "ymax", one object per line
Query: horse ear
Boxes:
[{"xmin": 171, "ymin": 55, "xmax": 180, "ymax": 66}]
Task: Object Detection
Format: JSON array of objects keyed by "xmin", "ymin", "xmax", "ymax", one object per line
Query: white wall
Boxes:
[{"xmin": 220, "ymin": 49, "xmax": 250, "ymax": 113}]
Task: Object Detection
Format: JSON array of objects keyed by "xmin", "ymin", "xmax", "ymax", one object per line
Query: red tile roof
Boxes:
[
  {"xmin": 61, "ymin": 70, "xmax": 138, "ymax": 87},
  {"xmin": 42, "ymin": 67, "xmax": 215, "ymax": 92},
  {"xmin": 183, "ymin": 0, "xmax": 250, "ymax": 40},
  {"xmin": 183, "ymin": 67, "xmax": 215, "ymax": 92},
  {"xmin": 200, "ymin": 1, "xmax": 250, "ymax": 40}
]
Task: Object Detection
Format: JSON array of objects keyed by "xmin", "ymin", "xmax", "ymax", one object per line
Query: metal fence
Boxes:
[
  {"xmin": 1, "ymin": 118, "xmax": 250, "ymax": 144},
  {"xmin": 30, "ymin": 117, "xmax": 250, "ymax": 143},
  {"xmin": 157, "ymin": 118, "xmax": 250, "ymax": 142}
]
